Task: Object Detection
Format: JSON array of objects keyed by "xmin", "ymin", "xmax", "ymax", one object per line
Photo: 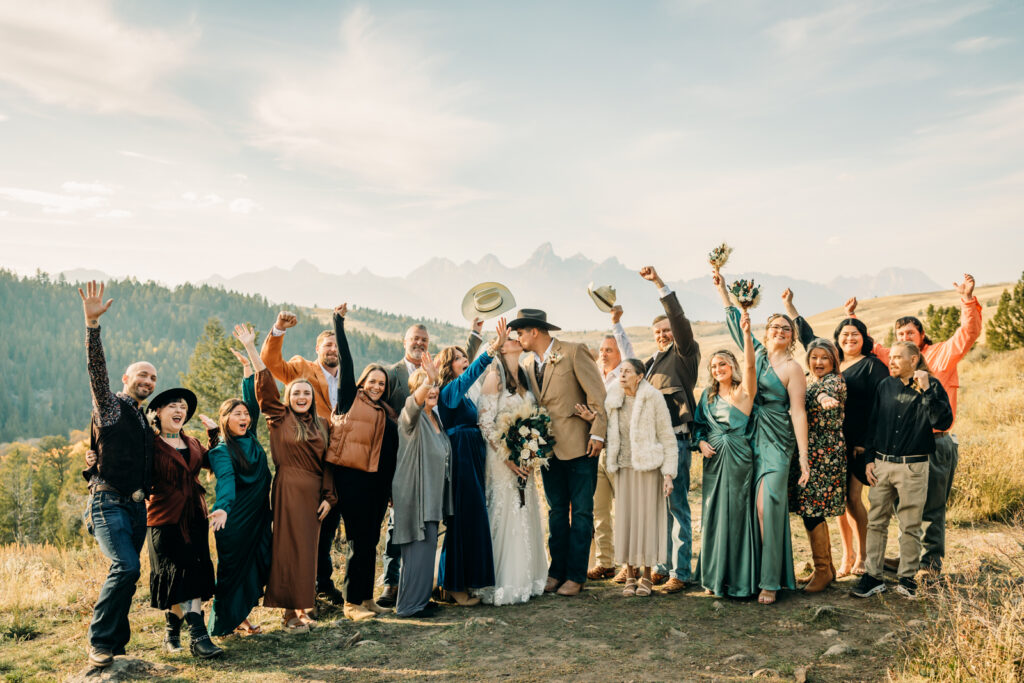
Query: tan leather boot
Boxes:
[
  {"xmin": 343, "ymin": 602, "xmax": 376, "ymax": 621},
  {"xmin": 803, "ymin": 522, "xmax": 835, "ymax": 593}
]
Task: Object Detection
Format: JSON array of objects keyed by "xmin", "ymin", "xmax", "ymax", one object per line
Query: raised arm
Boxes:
[
  {"xmin": 259, "ymin": 311, "xmax": 304, "ymax": 384},
  {"xmin": 640, "ymin": 265, "xmax": 697, "ymax": 356},
  {"xmin": 782, "ymin": 288, "xmax": 817, "ymax": 350},
  {"xmin": 238, "ymin": 322, "xmax": 284, "ymax": 420},
  {"xmin": 610, "ymin": 306, "xmax": 636, "ymax": 360},
  {"xmin": 466, "ymin": 317, "xmax": 484, "ymax": 362},
  {"xmin": 712, "ymin": 270, "xmax": 732, "ymax": 307},
  {"xmin": 739, "ymin": 310, "xmax": 758, "ymax": 401},
  {"xmin": 440, "ymin": 319, "xmax": 504, "ymax": 409},
  {"xmin": 79, "ymin": 281, "xmax": 121, "ymax": 426},
  {"xmin": 333, "ymin": 305, "xmax": 357, "ymax": 414},
  {"xmin": 939, "ymin": 274, "xmax": 982, "ymax": 361},
  {"xmin": 786, "ymin": 364, "xmax": 810, "ymax": 486}
]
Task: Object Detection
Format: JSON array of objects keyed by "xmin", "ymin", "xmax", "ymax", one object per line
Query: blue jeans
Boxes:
[
  {"xmin": 85, "ymin": 490, "xmax": 147, "ymax": 654},
  {"xmin": 541, "ymin": 455, "xmax": 598, "ymax": 584},
  {"xmin": 656, "ymin": 435, "xmax": 693, "ymax": 581}
]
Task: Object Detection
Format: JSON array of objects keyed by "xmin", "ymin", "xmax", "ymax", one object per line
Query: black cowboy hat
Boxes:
[
  {"xmin": 147, "ymin": 387, "xmax": 198, "ymax": 423},
  {"xmin": 506, "ymin": 308, "xmax": 562, "ymax": 332}
]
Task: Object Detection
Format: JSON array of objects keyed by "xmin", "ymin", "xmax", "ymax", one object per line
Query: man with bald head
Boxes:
[
  {"xmin": 375, "ymin": 319, "xmax": 484, "ymax": 606},
  {"xmin": 78, "ymin": 281, "xmax": 157, "ymax": 669}
]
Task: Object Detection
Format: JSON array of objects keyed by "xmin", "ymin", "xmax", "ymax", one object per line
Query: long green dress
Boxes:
[
  {"xmin": 693, "ymin": 389, "xmax": 759, "ymax": 598},
  {"xmin": 207, "ymin": 375, "xmax": 273, "ymax": 637},
  {"xmin": 725, "ymin": 306, "xmax": 797, "ymax": 592}
]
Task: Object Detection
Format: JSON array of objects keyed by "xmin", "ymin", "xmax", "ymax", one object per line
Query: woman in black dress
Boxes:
[{"xmin": 782, "ymin": 290, "xmax": 890, "ymax": 577}]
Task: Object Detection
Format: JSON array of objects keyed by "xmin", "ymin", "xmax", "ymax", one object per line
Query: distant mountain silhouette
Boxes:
[{"xmin": 195, "ymin": 243, "xmax": 943, "ymax": 329}]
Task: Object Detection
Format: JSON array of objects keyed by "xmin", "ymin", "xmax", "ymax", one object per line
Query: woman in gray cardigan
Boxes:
[{"xmin": 392, "ymin": 351, "xmax": 454, "ymax": 618}]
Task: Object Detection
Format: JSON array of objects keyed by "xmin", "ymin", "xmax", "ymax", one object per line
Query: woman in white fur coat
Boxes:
[{"xmin": 604, "ymin": 358, "xmax": 678, "ymax": 597}]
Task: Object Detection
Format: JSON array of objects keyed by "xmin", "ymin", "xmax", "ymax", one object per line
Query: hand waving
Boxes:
[
  {"xmin": 421, "ymin": 350, "xmax": 439, "ymax": 384},
  {"xmin": 198, "ymin": 414, "xmax": 217, "ymax": 431},
  {"xmin": 79, "ymin": 281, "xmax": 113, "ymax": 327},
  {"xmin": 843, "ymin": 297, "xmax": 858, "ymax": 317},
  {"xmin": 233, "ymin": 323, "xmax": 256, "ymax": 348},
  {"xmin": 489, "ymin": 317, "xmax": 509, "ymax": 354},
  {"xmin": 954, "ymin": 274, "xmax": 975, "ymax": 300},
  {"xmin": 230, "ymin": 347, "xmax": 251, "ymax": 369}
]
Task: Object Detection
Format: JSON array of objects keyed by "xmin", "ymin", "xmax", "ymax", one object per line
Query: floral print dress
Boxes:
[{"xmin": 789, "ymin": 372, "xmax": 847, "ymax": 517}]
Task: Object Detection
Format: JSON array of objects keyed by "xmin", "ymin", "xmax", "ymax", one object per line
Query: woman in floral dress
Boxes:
[{"xmin": 789, "ymin": 338, "xmax": 847, "ymax": 593}]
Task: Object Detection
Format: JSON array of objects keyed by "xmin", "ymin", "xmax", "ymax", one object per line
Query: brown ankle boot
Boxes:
[{"xmin": 803, "ymin": 522, "xmax": 835, "ymax": 593}]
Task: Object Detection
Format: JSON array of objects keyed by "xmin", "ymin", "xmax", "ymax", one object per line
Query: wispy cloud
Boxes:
[
  {"xmin": 61, "ymin": 181, "xmax": 115, "ymax": 195},
  {"xmin": 0, "ymin": 0, "xmax": 196, "ymax": 116},
  {"xmin": 0, "ymin": 186, "xmax": 108, "ymax": 213},
  {"xmin": 249, "ymin": 7, "xmax": 497, "ymax": 196},
  {"xmin": 119, "ymin": 150, "xmax": 174, "ymax": 165},
  {"xmin": 953, "ymin": 36, "xmax": 1010, "ymax": 54},
  {"xmin": 228, "ymin": 198, "xmax": 258, "ymax": 214}
]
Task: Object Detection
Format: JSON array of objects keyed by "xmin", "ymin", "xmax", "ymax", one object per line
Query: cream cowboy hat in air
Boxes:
[
  {"xmin": 461, "ymin": 282, "xmax": 517, "ymax": 321},
  {"xmin": 587, "ymin": 282, "xmax": 617, "ymax": 313}
]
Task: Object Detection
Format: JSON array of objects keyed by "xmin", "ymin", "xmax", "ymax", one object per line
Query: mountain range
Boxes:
[{"xmin": 194, "ymin": 243, "xmax": 942, "ymax": 329}]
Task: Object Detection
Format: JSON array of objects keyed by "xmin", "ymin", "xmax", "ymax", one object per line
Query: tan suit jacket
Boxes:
[
  {"xmin": 260, "ymin": 332, "xmax": 334, "ymax": 421},
  {"xmin": 523, "ymin": 338, "xmax": 607, "ymax": 461}
]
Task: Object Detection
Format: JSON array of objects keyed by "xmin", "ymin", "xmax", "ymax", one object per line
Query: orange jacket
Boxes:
[
  {"xmin": 870, "ymin": 296, "xmax": 982, "ymax": 427},
  {"xmin": 260, "ymin": 331, "xmax": 334, "ymax": 421},
  {"xmin": 325, "ymin": 390, "xmax": 386, "ymax": 471}
]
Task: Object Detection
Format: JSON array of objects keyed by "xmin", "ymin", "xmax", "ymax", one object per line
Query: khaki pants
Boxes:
[
  {"xmin": 866, "ymin": 460, "xmax": 930, "ymax": 580},
  {"xmin": 591, "ymin": 457, "xmax": 615, "ymax": 568}
]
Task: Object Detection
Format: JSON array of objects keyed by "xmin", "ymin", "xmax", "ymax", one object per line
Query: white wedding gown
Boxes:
[{"xmin": 475, "ymin": 373, "xmax": 548, "ymax": 606}]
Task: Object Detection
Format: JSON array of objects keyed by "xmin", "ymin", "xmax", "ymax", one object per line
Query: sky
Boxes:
[{"xmin": 0, "ymin": 0, "xmax": 1022, "ymax": 287}]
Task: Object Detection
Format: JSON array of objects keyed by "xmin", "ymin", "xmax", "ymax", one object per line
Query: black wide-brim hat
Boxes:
[
  {"xmin": 147, "ymin": 387, "xmax": 198, "ymax": 424},
  {"xmin": 507, "ymin": 308, "xmax": 561, "ymax": 331}
]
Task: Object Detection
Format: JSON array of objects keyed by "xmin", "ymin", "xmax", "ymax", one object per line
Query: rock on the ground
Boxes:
[
  {"xmin": 794, "ymin": 665, "xmax": 809, "ymax": 682},
  {"xmin": 723, "ymin": 653, "xmax": 748, "ymax": 664},
  {"xmin": 344, "ymin": 631, "xmax": 363, "ymax": 648},
  {"xmin": 752, "ymin": 668, "xmax": 780, "ymax": 678},
  {"xmin": 876, "ymin": 631, "xmax": 899, "ymax": 645},
  {"xmin": 352, "ymin": 640, "xmax": 382, "ymax": 647},
  {"xmin": 822, "ymin": 642, "xmax": 851, "ymax": 657},
  {"xmin": 668, "ymin": 627, "xmax": 688, "ymax": 639},
  {"xmin": 818, "ymin": 628, "xmax": 839, "ymax": 637},
  {"xmin": 66, "ymin": 658, "xmax": 176, "ymax": 682}
]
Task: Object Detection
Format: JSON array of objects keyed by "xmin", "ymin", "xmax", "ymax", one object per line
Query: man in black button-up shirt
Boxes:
[{"xmin": 852, "ymin": 342, "xmax": 952, "ymax": 600}]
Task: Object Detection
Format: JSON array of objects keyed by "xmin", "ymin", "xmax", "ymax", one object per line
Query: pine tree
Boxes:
[
  {"xmin": 921, "ymin": 304, "xmax": 960, "ymax": 342},
  {"xmin": 987, "ymin": 272, "xmax": 1024, "ymax": 351}
]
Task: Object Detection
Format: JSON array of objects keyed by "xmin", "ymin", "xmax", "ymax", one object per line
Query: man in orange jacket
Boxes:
[{"xmin": 847, "ymin": 274, "xmax": 981, "ymax": 575}]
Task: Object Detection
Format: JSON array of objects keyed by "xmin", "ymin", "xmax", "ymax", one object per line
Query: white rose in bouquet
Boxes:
[
  {"xmin": 528, "ymin": 440, "xmax": 539, "ymax": 452},
  {"xmin": 520, "ymin": 448, "xmax": 530, "ymax": 460},
  {"xmin": 518, "ymin": 425, "xmax": 529, "ymax": 437},
  {"xmin": 531, "ymin": 428, "xmax": 540, "ymax": 437}
]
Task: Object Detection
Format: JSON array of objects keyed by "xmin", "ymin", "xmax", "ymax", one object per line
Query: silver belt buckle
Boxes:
[{"xmin": 131, "ymin": 489, "xmax": 146, "ymax": 503}]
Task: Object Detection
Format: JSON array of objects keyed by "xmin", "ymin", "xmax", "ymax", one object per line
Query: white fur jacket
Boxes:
[{"xmin": 605, "ymin": 380, "xmax": 678, "ymax": 477}]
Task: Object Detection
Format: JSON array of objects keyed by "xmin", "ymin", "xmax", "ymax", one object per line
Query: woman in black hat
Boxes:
[{"xmin": 144, "ymin": 387, "xmax": 224, "ymax": 658}]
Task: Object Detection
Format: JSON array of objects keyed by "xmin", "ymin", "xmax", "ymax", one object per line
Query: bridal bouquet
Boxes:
[
  {"xmin": 708, "ymin": 242, "xmax": 733, "ymax": 272},
  {"xmin": 729, "ymin": 278, "xmax": 762, "ymax": 310},
  {"xmin": 496, "ymin": 403, "xmax": 556, "ymax": 506}
]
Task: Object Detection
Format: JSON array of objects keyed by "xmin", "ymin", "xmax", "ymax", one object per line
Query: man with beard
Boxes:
[
  {"xmin": 79, "ymin": 281, "xmax": 158, "ymax": 669},
  {"xmin": 375, "ymin": 320, "xmax": 483, "ymax": 606},
  {"xmin": 261, "ymin": 310, "xmax": 344, "ymax": 603}
]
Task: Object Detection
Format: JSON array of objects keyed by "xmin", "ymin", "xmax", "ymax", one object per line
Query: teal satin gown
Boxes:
[
  {"xmin": 726, "ymin": 306, "xmax": 797, "ymax": 592},
  {"xmin": 693, "ymin": 390, "xmax": 759, "ymax": 598},
  {"xmin": 207, "ymin": 375, "xmax": 273, "ymax": 636}
]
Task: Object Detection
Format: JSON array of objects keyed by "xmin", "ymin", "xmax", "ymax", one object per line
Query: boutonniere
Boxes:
[
  {"xmin": 146, "ymin": 409, "xmax": 160, "ymax": 435},
  {"xmin": 548, "ymin": 352, "xmax": 563, "ymax": 366}
]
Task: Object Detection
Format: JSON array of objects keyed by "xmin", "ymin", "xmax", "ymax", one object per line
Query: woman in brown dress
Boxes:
[{"xmin": 237, "ymin": 323, "xmax": 335, "ymax": 633}]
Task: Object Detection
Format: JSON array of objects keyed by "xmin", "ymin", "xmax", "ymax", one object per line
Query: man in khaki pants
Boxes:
[{"xmin": 852, "ymin": 341, "xmax": 952, "ymax": 600}]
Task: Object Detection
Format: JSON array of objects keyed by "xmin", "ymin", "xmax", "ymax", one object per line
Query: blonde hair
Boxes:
[
  {"xmin": 707, "ymin": 350, "xmax": 742, "ymax": 403},
  {"xmin": 408, "ymin": 368, "xmax": 430, "ymax": 393}
]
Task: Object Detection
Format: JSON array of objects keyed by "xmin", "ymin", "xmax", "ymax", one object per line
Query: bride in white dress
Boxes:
[{"xmin": 475, "ymin": 341, "xmax": 548, "ymax": 606}]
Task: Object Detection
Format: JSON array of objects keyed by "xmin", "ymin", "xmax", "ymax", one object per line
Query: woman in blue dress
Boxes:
[
  {"xmin": 692, "ymin": 309, "xmax": 760, "ymax": 598},
  {"xmin": 436, "ymin": 319, "xmax": 505, "ymax": 606},
  {"xmin": 713, "ymin": 272, "xmax": 809, "ymax": 605},
  {"xmin": 206, "ymin": 343, "xmax": 272, "ymax": 638}
]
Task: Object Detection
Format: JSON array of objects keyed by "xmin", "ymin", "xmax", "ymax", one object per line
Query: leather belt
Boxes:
[
  {"xmin": 878, "ymin": 454, "xmax": 929, "ymax": 464},
  {"xmin": 92, "ymin": 483, "xmax": 146, "ymax": 502}
]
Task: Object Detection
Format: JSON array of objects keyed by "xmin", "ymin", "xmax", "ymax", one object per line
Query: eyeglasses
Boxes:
[{"xmin": 767, "ymin": 324, "xmax": 792, "ymax": 332}]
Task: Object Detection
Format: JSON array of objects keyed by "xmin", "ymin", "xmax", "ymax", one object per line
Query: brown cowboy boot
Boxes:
[{"xmin": 803, "ymin": 522, "xmax": 835, "ymax": 593}]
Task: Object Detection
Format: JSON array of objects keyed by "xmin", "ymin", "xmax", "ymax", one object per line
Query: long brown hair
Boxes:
[
  {"xmin": 763, "ymin": 312, "xmax": 797, "ymax": 356},
  {"xmin": 436, "ymin": 346, "xmax": 468, "ymax": 387},
  {"xmin": 217, "ymin": 398, "xmax": 253, "ymax": 474},
  {"xmin": 284, "ymin": 379, "xmax": 328, "ymax": 443},
  {"xmin": 356, "ymin": 363, "xmax": 396, "ymax": 418}
]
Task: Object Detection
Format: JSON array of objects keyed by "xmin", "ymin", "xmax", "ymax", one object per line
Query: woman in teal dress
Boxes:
[
  {"xmin": 206, "ymin": 345, "xmax": 273, "ymax": 637},
  {"xmin": 693, "ymin": 310, "xmax": 759, "ymax": 598},
  {"xmin": 714, "ymin": 272, "xmax": 809, "ymax": 605}
]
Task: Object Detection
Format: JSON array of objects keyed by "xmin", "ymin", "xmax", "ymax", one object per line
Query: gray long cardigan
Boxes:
[{"xmin": 392, "ymin": 395, "xmax": 454, "ymax": 546}]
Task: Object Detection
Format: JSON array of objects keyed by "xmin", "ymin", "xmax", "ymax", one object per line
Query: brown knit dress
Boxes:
[{"xmin": 256, "ymin": 369, "xmax": 336, "ymax": 610}]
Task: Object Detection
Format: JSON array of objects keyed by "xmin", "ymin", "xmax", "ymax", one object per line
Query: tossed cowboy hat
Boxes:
[
  {"xmin": 461, "ymin": 281, "xmax": 516, "ymax": 321},
  {"xmin": 506, "ymin": 308, "xmax": 562, "ymax": 332},
  {"xmin": 587, "ymin": 282, "xmax": 617, "ymax": 313},
  {"xmin": 147, "ymin": 387, "xmax": 198, "ymax": 423}
]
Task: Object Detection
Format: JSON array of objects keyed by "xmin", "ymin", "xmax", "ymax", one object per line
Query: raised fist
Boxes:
[{"xmin": 275, "ymin": 311, "xmax": 298, "ymax": 330}]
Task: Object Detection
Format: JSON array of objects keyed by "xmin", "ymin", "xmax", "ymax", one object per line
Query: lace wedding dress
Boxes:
[{"xmin": 475, "ymin": 364, "xmax": 548, "ymax": 606}]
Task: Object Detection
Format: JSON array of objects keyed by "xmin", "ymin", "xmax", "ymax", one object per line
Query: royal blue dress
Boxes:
[{"xmin": 438, "ymin": 350, "xmax": 495, "ymax": 592}]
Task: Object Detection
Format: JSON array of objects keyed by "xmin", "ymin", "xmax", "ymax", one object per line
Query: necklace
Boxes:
[{"xmin": 163, "ymin": 432, "xmax": 181, "ymax": 439}]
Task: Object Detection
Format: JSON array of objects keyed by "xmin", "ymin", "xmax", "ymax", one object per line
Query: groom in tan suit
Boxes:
[{"xmin": 510, "ymin": 309, "xmax": 607, "ymax": 596}]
